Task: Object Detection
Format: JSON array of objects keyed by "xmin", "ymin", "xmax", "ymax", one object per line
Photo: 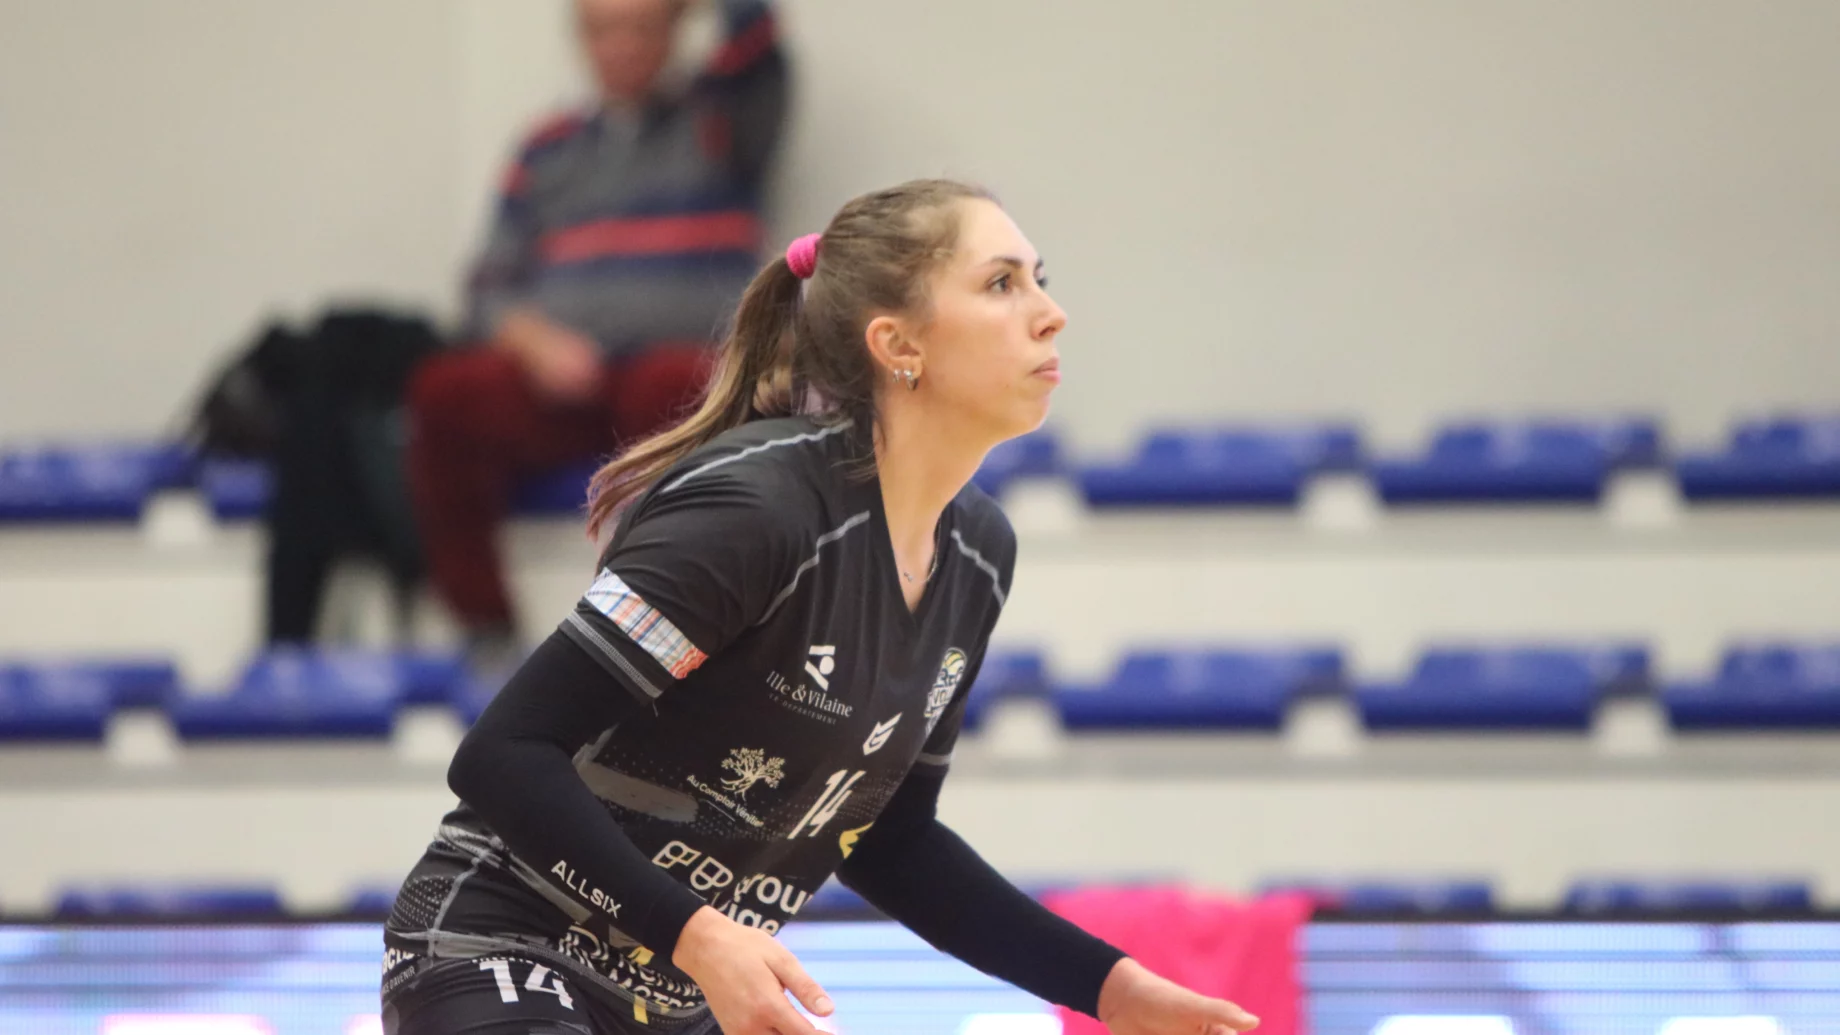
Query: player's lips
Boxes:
[{"xmin": 1032, "ymin": 358, "xmax": 1061, "ymax": 382}]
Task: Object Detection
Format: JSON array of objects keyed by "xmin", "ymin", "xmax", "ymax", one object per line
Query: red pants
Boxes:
[{"xmin": 407, "ymin": 344, "xmax": 711, "ymax": 632}]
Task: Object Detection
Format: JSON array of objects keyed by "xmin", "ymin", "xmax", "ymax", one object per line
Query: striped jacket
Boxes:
[{"xmin": 465, "ymin": 0, "xmax": 787, "ymax": 356}]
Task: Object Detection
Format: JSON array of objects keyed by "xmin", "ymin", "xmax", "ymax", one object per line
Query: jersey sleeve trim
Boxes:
[
  {"xmin": 560, "ymin": 612, "xmax": 668, "ymax": 704},
  {"xmin": 657, "ymin": 421, "xmax": 853, "ymax": 496},
  {"xmin": 913, "ymin": 749, "xmax": 955, "ymax": 770},
  {"xmin": 949, "ymin": 528, "xmax": 1008, "ymax": 607},
  {"xmin": 583, "ymin": 568, "xmax": 709, "ymax": 678}
]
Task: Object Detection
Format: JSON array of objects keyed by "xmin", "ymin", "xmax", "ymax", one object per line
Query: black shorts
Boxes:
[
  {"xmin": 383, "ymin": 952, "xmax": 599, "ymax": 1035},
  {"xmin": 384, "ymin": 950, "xmax": 718, "ymax": 1035}
]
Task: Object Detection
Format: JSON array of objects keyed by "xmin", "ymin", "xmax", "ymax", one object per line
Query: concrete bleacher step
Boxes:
[{"xmin": 10, "ymin": 475, "xmax": 1840, "ymax": 692}]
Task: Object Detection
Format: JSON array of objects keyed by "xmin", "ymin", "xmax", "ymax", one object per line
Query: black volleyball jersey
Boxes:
[{"xmin": 387, "ymin": 416, "xmax": 1016, "ymax": 1024}]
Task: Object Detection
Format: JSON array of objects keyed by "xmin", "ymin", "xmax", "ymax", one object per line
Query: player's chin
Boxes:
[{"xmin": 1004, "ymin": 392, "xmax": 1053, "ymax": 438}]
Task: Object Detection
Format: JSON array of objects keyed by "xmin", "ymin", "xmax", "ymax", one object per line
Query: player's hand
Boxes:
[
  {"xmin": 673, "ymin": 906, "xmax": 835, "ymax": 1035},
  {"xmin": 525, "ymin": 331, "xmax": 602, "ymax": 402},
  {"xmin": 1096, "ymin": 957, "xmax": 1259, "ymax": 1035}
]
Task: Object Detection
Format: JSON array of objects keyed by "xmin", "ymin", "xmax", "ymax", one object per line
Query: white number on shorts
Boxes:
[
  {"xmin": 475, "ymin": 959, "xmax": 575, "ymax": 1010},
  {"xmin": 524, "ymin": 963, "xmax": 575, "ymax": 1010},
  {"xmin": 478, "ymin": 959, "xmax": 518, "ymax": 1004}
]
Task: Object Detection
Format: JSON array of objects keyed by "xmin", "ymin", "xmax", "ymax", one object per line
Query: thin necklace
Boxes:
[
  {"xmin": 900, "ymin": 551, "xmax": 939, "ymax": 585},
  {"xmin": 900, "ymin": 523, "xmax": 944, "ymax": 585}
]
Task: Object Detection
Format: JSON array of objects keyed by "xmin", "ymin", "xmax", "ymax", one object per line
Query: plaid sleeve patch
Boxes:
[{"xmin": 582, "ymin": 569, "xmax": 709, "ymax": 680}]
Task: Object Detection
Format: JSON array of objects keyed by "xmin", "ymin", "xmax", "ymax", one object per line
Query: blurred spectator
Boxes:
[{"xmin": 408, "ymin": 0, "xmax": 789, "ymax": 659}]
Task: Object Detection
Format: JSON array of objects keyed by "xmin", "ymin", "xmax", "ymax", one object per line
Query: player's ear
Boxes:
[{"xmin": 864, "ymin": 313, "xmax": 923, "ymax": 381}]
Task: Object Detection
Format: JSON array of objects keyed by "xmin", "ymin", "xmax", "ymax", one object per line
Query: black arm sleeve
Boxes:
[
  {"xmin": 834, "ymin": 767, "xmax": 1127, "ymax": 1018},
  {"xmin": 447, "ymin": 631, "xmax": 711, "ymax": 961}
]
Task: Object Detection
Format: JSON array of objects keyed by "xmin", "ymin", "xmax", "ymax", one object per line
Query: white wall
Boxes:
[
  {"xmin": 4, "ymin": 1, "xmax": 1840, "ymax": 445},
  {"xmin": 777, "ymin": 0, "xmax": 1840, "ymax": 448},
  {"xmin": 0, "ymin": 0, "xmax": 467, "ymax": 440}
]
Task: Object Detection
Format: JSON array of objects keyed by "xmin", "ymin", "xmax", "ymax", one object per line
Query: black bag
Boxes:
[
  {"xmin": 190, "ymin": 307, "xmax": 445, "ymax": 643},
  {"xmin": 185, "ymin": 321, "xmax": 307, "ymax": 459}
]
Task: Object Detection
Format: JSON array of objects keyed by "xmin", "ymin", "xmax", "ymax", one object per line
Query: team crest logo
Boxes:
[{"xmin": 925, "ymin": 648, "xmax": 968, "ymax": 733}]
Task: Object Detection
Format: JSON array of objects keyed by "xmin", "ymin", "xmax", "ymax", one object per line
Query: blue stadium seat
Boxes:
[
  {"xmin": 1663, "ymin": 643, "xmax": 1840, "ymax": 729},
  {"xmin": 1132, "ymin": 425, "xmax": 1361, "ymax": 471},
  {"xmin": 167, "ymin": 648, "xmax": 405, "ymax": 739},
  {"xmin": 0, "ymin": 664, "xmax": 114, "ymax": 742},
  {"xmin": 205, "ymin": 456, "xmax": 605, "ymax": 520},
  {"xmin": 55, "ymin": 884, "xmax": 285, "ymax": 919},
  {"xmin": 1563, "ymin": 878, "xmax": 1813, "ymax": 914},
  {"xmin": 1055, "ymin": 646, "xmax": 1343, "ymax": 731},
  {"xmin": 1593, "ymin": 417, "xmax": 1665, "ymax": 468},
  {"xmin": 0, "ymin": 655, "xmax": 177, "ymax": 714},
  {"xmin": 397, "ymin": 649, "xmax": 468, "ymax": 706},
  {"xmin": 0, "ymin": 443, "xmax": 191, "ymax": 524},
  {"xmin": 201, "ymin": 456, "xmax": 605, "ymax": 521},
  {"xmin": 1261, "ymin": 878, "xmax": 1494, "ymax": 915},
  {"xmin": 511, "ymin": 459, "xmax": 599, "ymax": 517},
  {"xmin": 347, "ymin": 885, "xmax": 401, "ymax": 916},
  {"xmin": 1076, "ymin": 424, "xmax": 1359, "ymax": 507},
  {"xmin": 89, "ymin": 658, "xmax": 182, "ymax": 708},
  {"xmin": 1370, "ymin": 419, "xmax": 1658, "ymax": 504},
  {"xmin": 1676, "ymin": 416, "xmax": 1840, "ymax": 500},
  {"xmin": 198, "ymin": 459, "xmax": 271, "ymax": 520},
  {"xmin": 1356, "ymin": 644, "xmax": 1647, "ymax": 731},
  {"xmin": 971, "ymin": 430, "xmax": 1063, "ymax": 497},
  {"xmin": 961, "ymin": 649, "xmax": 1052, "ymax": 732}
]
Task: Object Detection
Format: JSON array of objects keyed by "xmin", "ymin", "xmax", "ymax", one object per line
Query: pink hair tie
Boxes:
[{"xmin": 785, "ymin": 233, "xmax": 821, "ymax": 279}]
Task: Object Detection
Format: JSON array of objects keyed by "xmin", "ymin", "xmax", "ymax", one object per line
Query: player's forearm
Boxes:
[
  {"xmin": 837, "ymin": 817, "xmax": 1124, "ymax": 1017},
  {"xmin": 447, "ymin": 633, "xmax": 709, "ymax": 959}
]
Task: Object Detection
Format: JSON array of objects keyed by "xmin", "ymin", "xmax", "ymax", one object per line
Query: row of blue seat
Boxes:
[
  {"xmin": 983, "ymin": 415, "xmax": 1840, "ymax": 505},
  {"xmin": 37, "ymin": 876, "xmax": 1817, "ymax": 920},
  {"xmin": 0, "ymin": 650, "xmax": 475, "ymax": 741},
  {"xmin": 970, "ymin": 643, "xmax": 1840, "ymax": 732},
  {"xmin": 4, "ymin": 642, "xmax": 1838, "ymax": 742},
  {"xmin": 4, "ymin": 414, "xmax": 1838, "ymax": 523},
  {"xmin": 1259, "ymin": 877, "xmax": 1816, "ymax": 915},
  {"xmin": 0, "ymin": 445, "xmax": 598, "ymax": 523}
]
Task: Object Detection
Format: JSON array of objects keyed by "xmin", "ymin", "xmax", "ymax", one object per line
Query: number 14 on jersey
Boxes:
[{"xmin": 788, "ymin": 769, "xmax": 864, "ymax": 839}]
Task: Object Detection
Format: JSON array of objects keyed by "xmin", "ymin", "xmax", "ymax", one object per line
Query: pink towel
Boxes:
[{"xmin": 1042, "ymin": 886, "xmax": 1313, "ymax": 1035}]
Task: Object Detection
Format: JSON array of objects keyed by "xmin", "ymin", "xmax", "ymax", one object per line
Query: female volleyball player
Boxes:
[{"xmin": 382, "ymin": 180, "xmax": 1260, "ymax": 1035}]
